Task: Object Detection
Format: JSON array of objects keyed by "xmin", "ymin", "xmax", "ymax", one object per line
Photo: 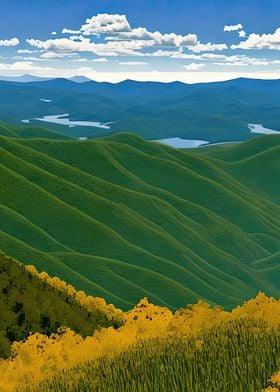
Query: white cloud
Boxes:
[
  {"xmin": 26, "ymin": 35, "xmax": 224, "ymax": 58},
  {"xmin": 214, "ymin": 57, "xmax": 280, "ymax": 67},
  {"xmin": 27, "ymin": 36, "xmax": 147, "ymax": 56},
  {"xmin": 189, "ymin": 42, "xmax": 227, "ymax": 53},
  {"xmin": 118, "ymin": 61, "xmax": 147, "ymax": 65},
  {"xmin": 224, "ymin": 24, "xmax": 243, "ymax": 32},
  {"xmin": 51, "ymin": 32, "xmax": 57, "ymax": 35},
  {"xmin": 238, "ymin": 30, "xmax": 246, "ymax": 38},
  {"xmin": 69, "ymin": 35, "xmax": 83, "ymax": 41},
  {"xmin": 27, "ymin": 13, "xmax": 230, "ymax": 57},
  {"xmin": 61, "ymin": 14, "xmax": 131, "ymax": 36},
  {"xmin": 40, "ymin": 51, "xmax": 78, "ymax": 59},
  {"xmin": 40, "ymin": 51, "xmax": 65, "ymax": 59},
  {"xmin": 0, "ymin": 61, "xmax": 54, "ymax": 71},
  {"xmin": 80, "ymin": 14, "xmax": 131, "ymax": 35},
  {"xmin": 62, "ymin": 28, "xmax": 82, "ymax": 35},
  {"xmin": 232, "ymin": 28, "xmax": 280, "ymax": 50},
  {"xmin": 27, "ymin": 37, "xmax": 93, "ymax": 52},
  {"xmin": 214, "ymin": 60, "xmax": 269, "ymax": 67},
  {"xmin": 183, "ymin": 63, "xmax": 205, "ymax": 70},
  {"xmin": 92, "ymin": 57, "xmax": 108, "ymax": 62},
  {"xmin": 0, "ymin": 38, "xmax": 19, "ymax": 47},
  {"xmin": 17, "ymin": 49, "xmax": 38, "ymax": 54},
  {"xmin": 11, "ymin": 56, "xmax": 47, "ymax": 62},
  {"xmin": 106, "ymin": 28, "xmax": 198, "ymax": 47},
  {"xmin": 136, "ymin": 51, "xmax": 269, "ymax": 67}
]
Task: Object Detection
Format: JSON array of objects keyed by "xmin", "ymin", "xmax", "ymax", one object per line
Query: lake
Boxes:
[
  {"xmin": 248, "ymin": 124, "xmax": 280, "ymax": 135},
  {"xmin": 22, "ymin": 113, "xmax": 112, "ymax": 129},
  {"xmin": 156, "ymin": 137, "xmax": 209, "ymax": 148}
]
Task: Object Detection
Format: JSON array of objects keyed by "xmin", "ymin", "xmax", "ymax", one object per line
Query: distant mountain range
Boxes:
[
  {"xmin": 0, "ymin": 132, "xmax": 279, "ymax": 310},
  {"xmin": 0, "ymin": 74, "xmax": 92, "ymax": 83},
  {"xmin": 0, "ymin": 74, "xmax": 52, "ymax": 83},
  {"xmin": 0, "ymin": 77, "xmax": 280, "ymax": 142}
]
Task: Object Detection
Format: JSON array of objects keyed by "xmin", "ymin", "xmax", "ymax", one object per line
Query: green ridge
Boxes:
[{"xmin": 0, "ymin": 132, "xmax": 279, "ymax": 310}]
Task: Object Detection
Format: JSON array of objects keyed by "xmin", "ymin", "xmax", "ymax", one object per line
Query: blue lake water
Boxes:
[
  {"xmin": 22, "ymin": 113, "xmax": 112, "ymax": 129},
  {"xmin": 248, "ymin": 124, "xmax": 280, "ymax": 135},
  {"xmin": 156, "ymin": 138, "xmax": 209, "ymax": 148}
]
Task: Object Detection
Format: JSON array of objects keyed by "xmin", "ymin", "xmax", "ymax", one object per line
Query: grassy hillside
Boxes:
[
  {"xmin": 0, "ymin": 252, "xmax": 123, "ymax": 358},
  {"xmin": 0, "ymin": 122, "xmax": 73, "ymax": 140},
  {"xmin": 0, "ymin": 133, "xmax": 279, "ymax": 310}
]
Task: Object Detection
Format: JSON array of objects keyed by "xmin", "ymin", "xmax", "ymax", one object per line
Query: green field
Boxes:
[{"xmin": 0, "ymin": 132, "xmax": 279, "ymax": 310}]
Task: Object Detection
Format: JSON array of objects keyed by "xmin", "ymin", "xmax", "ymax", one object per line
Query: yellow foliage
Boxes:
[
  {"xmin": 0, "ymin": 289, "xmax": 280, "ymax": 392},
  {"xmin": 231, "ymin": 292, "xmax": 280, "ymax": 329},
  {"xmin": 123, "ymin": 297, "xmax": 173, "ymax": 339},
  {"xmin": 264, "ymin": 371, "xmax": 280, "ymax": 392},
  {"xmin": 169, "ymin": 300, "xmax": 228, "ymax": 338},
  {"xmin": 25, "ymin": 265, "xmax": 124, "ymax": 324}
]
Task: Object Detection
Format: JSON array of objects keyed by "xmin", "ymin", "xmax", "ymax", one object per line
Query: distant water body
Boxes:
[
  {"xmin": 22, "ymin": 113, "xmax": 112, "ymax": 129},
  {"xmin": 156, "ymin": 124, "xmax": 280, "ymax": 149},
  {"xmin": 248, "ymin": 124, "xmax": 280, "ymax": 135},
  {"xmin": 156, "ymin": 138, "xmax": 209, "ymax": 148}
]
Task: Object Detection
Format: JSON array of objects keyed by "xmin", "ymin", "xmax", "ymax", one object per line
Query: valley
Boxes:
[
  {"xmin": 1, "ymin": 77, "xmax": 280, "ymax": 143},
  {"xmin": 0, "ymin": 130, "xmax": 279, "ymax": 310}
]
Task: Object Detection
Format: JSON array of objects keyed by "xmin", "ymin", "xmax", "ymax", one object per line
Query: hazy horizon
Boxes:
[{"xmin": 1, "ymin": 1, "xmax": 280, "ymax": 82}]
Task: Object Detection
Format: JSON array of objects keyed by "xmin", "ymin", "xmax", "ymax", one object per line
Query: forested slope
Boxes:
[{"xmin": 0, "ymin": 252, "xmax": 122, "ymax": 358}]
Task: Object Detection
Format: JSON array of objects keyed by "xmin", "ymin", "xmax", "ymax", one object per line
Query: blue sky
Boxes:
[{"xmin": 1, "ymin": 0, "xmax": 280, "ymax": 82}]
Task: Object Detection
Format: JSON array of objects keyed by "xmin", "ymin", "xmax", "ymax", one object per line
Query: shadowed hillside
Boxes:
[{"xmin": 0, "ymin": 252, "xmax": 123, "ymax": 358}]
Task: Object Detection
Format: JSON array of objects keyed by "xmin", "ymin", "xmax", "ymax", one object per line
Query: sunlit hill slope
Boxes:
[{"xmin": 0, "ymin": 132, "xmax": 279, "ymax": 310}]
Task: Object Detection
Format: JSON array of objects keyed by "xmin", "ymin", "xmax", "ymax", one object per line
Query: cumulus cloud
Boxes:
[
  {"xmin": 189, "ymin": 42, "xmax": 227, "ymax": 53},
  {"xmin": 40, "ymin": 51, "xmax": 78, "ymax": 59},
  {"xmin": 224, "ymin": 24, "xmax": 243, "ymax": 32},
  {"xmin": 63, "ymin": 13, "xmax": 198, "ymax": 48},
  {"xmin": 106, "ymin": 28, "xmax": 198, "ymax": 47},
  {"xmin": 27, "ymin": 37, "xmax": 93, "ymax": 52},
  {"xmin": 183, "ymin": 63, "xmax": 205, "ymax": 70},
  {"xmin": 17, "ymin": 49, "xmax": 38, "ymax": 54},
  {"xmin": 0, "ymin": 38, "xmax": 20, "ymax": 47},
  {"xmin": 231, "ymin": 28, "xmax": 280, "ymax": 50},
  {"xmin": 238, "ymin": 30, "xmax": 246, "ymax": 38},
  {"xmin": 27, "ymin": 36, "xmax": 155, "ymax": 56},
  {"xmin": 62, "ymin": 28, "xmax": 82, "ymax": 35},
  {"xmin": 118, "ymin": 61, "xmax": 147, "ymax": 65},
  {"xmin": 80, "ymin": 14, "xmax": 131, "ymax": 35},
  {"xmin": 25, "ymin": 13, "xmax": 231, "ymax": 58}
]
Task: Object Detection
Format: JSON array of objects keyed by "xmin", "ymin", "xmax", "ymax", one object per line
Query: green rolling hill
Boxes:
[
  {"xmin": 0, "ymin": 133, "xmax": 279, "ymax": 310},
  {"xmin": 0, "ymin": 122, "xmax": 73, "ymax": 140}
]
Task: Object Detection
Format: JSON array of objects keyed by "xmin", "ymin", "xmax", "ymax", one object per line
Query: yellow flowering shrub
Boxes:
[{"xmin": 0, "ymin": 291, "xmax": 279, "ymax": 391}]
